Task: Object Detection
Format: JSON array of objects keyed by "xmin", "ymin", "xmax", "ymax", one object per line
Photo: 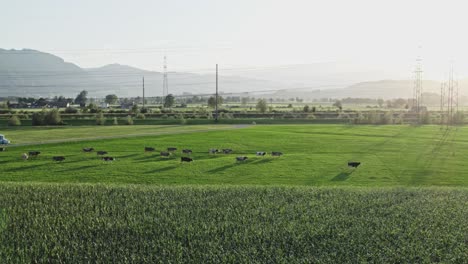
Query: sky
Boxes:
[{"xmin": 2, "ymin": 0, "xmax": 468, "ymax": 81}]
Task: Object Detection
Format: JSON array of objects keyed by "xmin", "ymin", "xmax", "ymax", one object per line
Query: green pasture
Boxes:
[{"xmin": 1, "ymin": 124, "xmax": 467, "ymax": 186}]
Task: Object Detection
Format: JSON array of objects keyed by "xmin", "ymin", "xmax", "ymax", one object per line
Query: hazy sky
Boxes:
[{"xmin": 2, "ymin": 0, "xmax": 468, "ymax": 80}]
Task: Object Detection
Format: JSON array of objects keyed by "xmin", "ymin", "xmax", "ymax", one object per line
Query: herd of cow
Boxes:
[
  {"xmin": 14, "ymin": 147, "xmax": 285, "ymax": 164},
  {"xmin": 3, "ymin": 146, "xmax": 360, "ymax": 168}
]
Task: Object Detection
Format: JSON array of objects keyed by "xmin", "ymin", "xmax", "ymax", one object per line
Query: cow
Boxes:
[
  {"xmin": 222, "ymin": 149, "xmax": 233, "ymax": 154},
  {"xmin": 181, "ymin": 157, "xmax": 193, "ymax": 163},
  {"xmin": 182, "ymin": 149, "xmax": 192, "ymax": 155},
  {"xmin": 236, "ymin": 156, "xmax": 248, "ymax": 162},
  {"xmin": 21, "ymin": 153, "xmax": 28, "ymax": 161},
  {"xmin": 271, "ymin": 152, "xmax": 283, "ymax": 157},
  {"xmin": 160, "ymin": 151, "xmax": 170, "ymax": 157},
  {"xmin": 0, "ymin": 147, "xmax": 5, "ymax": 152},
  {"xmin": 52, "ymin": 156, "xmax": 65, "ymax": 162},
  {"xmin": 256, "ymin": 152, "xmax": 267, "ymax": 156},
  {"xmin": 82, "ymin": 148, "xmax": 94, "ymax": 152},
  {"xmin": 167, "ymin": 147, "xmax": 177, "ymax": 152},
  {"xmin": 102, "ymin": 157, "xmax": 115, "ymax": 162},
  {"xmin": 97, "ymin": 151, "xmax": 108, "ymax": 156},
  {"xmin": 145, "ymin": 147, "xmax": 155, "ymax": 152},
  {"xmin": 209, "ymin": 149, "xmax": 219, "ymax": 154},
  {"xmin": 348, "ymin": 161, "xmax": 361, "ymax": 168},
  {"xmin": 28, "ymin": 151, "xmax": 41, "ymax": 157}
]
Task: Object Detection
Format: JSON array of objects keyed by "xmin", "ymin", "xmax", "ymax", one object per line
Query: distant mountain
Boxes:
[
  {"xmin": 269, "ymin": 79, "xmax": 468, "ymax": 100},
  {"xmin": 1, "ymin": 49, "xmax": 466, "ymax": 100},
  {"xmin": 0, "ymin": 49, "xmax": 282, "ymax": 98}
]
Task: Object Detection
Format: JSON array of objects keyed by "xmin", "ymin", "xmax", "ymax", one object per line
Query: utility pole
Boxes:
[
  {"xmin": 163, "ymin": 55, "xmax": 168, "ymax": 98},
  {"xmin": 142, "ymin": 76, "xmax": 145, "ymax": 108},
  {"xmin": 440, "ymin": 82, "xmax": 445, "ymax": 126},
  {"xmin": 215, "ymin": 64, "xmax": 218, "ymax": 122}
]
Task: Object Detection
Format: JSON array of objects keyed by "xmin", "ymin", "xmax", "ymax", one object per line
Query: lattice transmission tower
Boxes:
[{"xmin": 413, "ymin": 57, "xmax": 423, "ymax": 113}]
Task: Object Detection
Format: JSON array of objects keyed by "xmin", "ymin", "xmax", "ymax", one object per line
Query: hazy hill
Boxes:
[
  {"xmin": 0, "ymin": 49, "xmax": 281, "ymax": 98},
  {"xmin": 1, "ymin": 49, "xmax": 466, "ymax": 100},
  {"xmin": 269, "ymin": 79, "xmax": 468, "ymax": 100}
]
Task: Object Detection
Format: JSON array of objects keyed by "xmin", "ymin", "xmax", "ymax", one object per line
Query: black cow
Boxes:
[
  {"xmin": 52, "ymin": 156, "xmax": 65, "ymax": 162},
  {"xmin": 256, "ymin": 152, "xmax": 267, "ymax": 156},
  {"xmin": 0, "ymin": 147, "xmax": 5, "ymax": 152},
  {"xmin": 222, "ymin": 149, "xmax": 233, "ymax": 154},
  {"xmin": 167, "ymin": 147, "xmax": 177, "ymax": 152},
  {"xmin": 181, "ymin": 157, "xmax": 193, "ymax": 163},
  {"xmin": 236, "ymin": 156, "xmax": 248, "ymax": 162},
  {"xmin": 182, "ymin": 149, "xmax": 192, "ymax": 155},
  {"xmin": 348, "ymin": 162, "xmax": 361, "ymax": 168},
  {"xmin": 102, "ymin": 157, "xmax": 115, "ymax": 161},
  {"xmin": 160, "ymin": 151, "xmax": 170, "ymax": 157},
  {"xmin": 28, "ymin": 151, "xmax": 41, "ymax": 157},
  {"xmin": 97, "ymin": 151, "xmax": 108, "ymax": 155},
  {"xmin": 271, "ymin": 152, "xmax": 283, "ymax": 157},
  {"xmin": 83, "ymin": 147, "xmax": 94, "ymax": 152},
  {"xmin": 209, "ymin": 149, "xmax": 219, "ymax": 154},
  {"xmin": 145, "ymin": 147, "xmax": 156, "ymax": 152}
]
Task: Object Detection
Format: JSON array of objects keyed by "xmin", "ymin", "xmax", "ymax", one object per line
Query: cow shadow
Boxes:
[
  {"xmin": 251, "ymin": 158, "xmax": 275, "ymax": 164},
  {"xmin": 116, "ymin": 153, "xmax": 141, "ymax": 159},
  {"xmin": 145, "ymin": 165, "xmax": 178, "ymax": 174},
  {"xmin": 331, "ymin": 171, "xmax": 354, "ymax": 181},
  {"xmin": 55, "ymin": 164, "xmax": 98, "ymax": 172},
  {"xmin": 207, "ymin": 159, "xmax": 254, "ymax": 173},
  {"xmin": 5, "ymin": 163, "xmax": 50, "ymax": 172}
]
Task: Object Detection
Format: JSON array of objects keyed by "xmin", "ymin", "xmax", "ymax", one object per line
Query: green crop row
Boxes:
[{"xmin": 0, "ymin": 184, "xmax": 466, "ymax": 263}]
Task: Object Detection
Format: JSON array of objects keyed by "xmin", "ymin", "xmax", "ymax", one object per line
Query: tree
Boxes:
[
  {"xmin": 8, "ymin": 115, "xmax": 21, "ymax": 126},
  {"xmin": 333, "ymin": 100, "xmax": 342, "ymax": 110},
  {"xmin": 377, "ymin": 98, "xmax": 384, "ymax": 108},
  {"xmin": 95, "ymin": 112, "xmax": 106, "ymax": 125},
  {"xmin": 164, "ymin": 94, "xmax": 175, "ymax": 108},
  {"xmin": 303, "ymin": 105, "xmax": 310, "ymax": 113},
  {"xmin": 207, "ymin": 95, "xmax": 224, "ymax": 108},
  {"xmin": 105, "ymin": 94, "xmax": 118, "ymax": 104},
  {"xmin": 44, "ymin": 109, "xmax": 62, "ymax": 125},
  {"xmin": 241, "ymin": 97, "xmax": 249, "ymax": 107},
  {"xmin": 256, "ymin": 99, "xmax": 268, "ymax": 113},
  {"xmin": 75, "ymin": 90, "xmax": 88, "ymax": 106}
]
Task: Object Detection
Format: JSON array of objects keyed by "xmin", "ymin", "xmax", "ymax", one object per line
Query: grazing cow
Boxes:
[
  {"xmin": 271, "ymin": 152, "xmax": 283, "ymax": 157},
  {"xmin": 222, "ymin": 149, "xmax": 233, "ymax": 154},
  {"xmin": 97, "ymin": 151, "xmax": 108, "ymax": 156},
  {"xmin": 82, "ymin": 148, "xmax": 94, "ymax": 152},
  {"xmin": 160, "ymin": 151, "xmax": 170, "ymax": 157},
  {"xmin": 102, "ymin": 156, "xmax": 115, "ymax": 162},
  {"xmin": 21, "ymin": 153, "xmax": 28, "ymax": 161},
  {"xmin": 348, "ymin": 161, "xmax": 361, "ymax": 168},
  {"xmin": 236, "ymin": 156, "xmax": 248, "ymax": 162},
  {"xmin": 0, "ymin": 147, "xmax": 5, "ymax": 152},
  {"xmin": 28, "ymin": 151, "xmax": 41, "ymax": 157},
  {"xmin": 52, "ymin": 156, "xmax": 65, "ymax": 162},
  {"xmin": 145, "ymin": 147, "xmax": 155, "ymax": 152},
  {"xmin": 182, "ymin": 149, "xmax": 192, "ymax": 155},
  {"xmin": 209, "ymin": 149, "xmax": 219, "ymax": 154},
  {"xmin": 181, "ymin": 157, "xmax": 193, "ymax": 163},
  {"xmin": 167, "ymin": 147, "xmax": 177, "ymax": 152},
  {"xmin": 256, "ymin": 152, "xmax": 267, "ymax": 156}
]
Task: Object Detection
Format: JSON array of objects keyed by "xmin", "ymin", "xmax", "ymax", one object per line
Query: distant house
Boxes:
[
  {"xmin": 48, "ymin": 101, "xmax": 70, "ymax": 108},
  {"xmin": 100, "ymin": 102, "xmax": 109, "ymax": 109},
  {"xmin": 120, "ymin": 102, "xmax": 135, "ymax": 109}
]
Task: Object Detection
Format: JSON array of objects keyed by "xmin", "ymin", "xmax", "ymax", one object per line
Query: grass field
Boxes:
[
  {"xmin": 1, "ymin": 124, "xmax": 468, "ymax": 186},
  {"xmin": 0, "ymin": 184, "xmax": 466, "ymax": 263},
  {"xmin": 1, "ymin": 124, "xmax": 467, "ymax": 262}
]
